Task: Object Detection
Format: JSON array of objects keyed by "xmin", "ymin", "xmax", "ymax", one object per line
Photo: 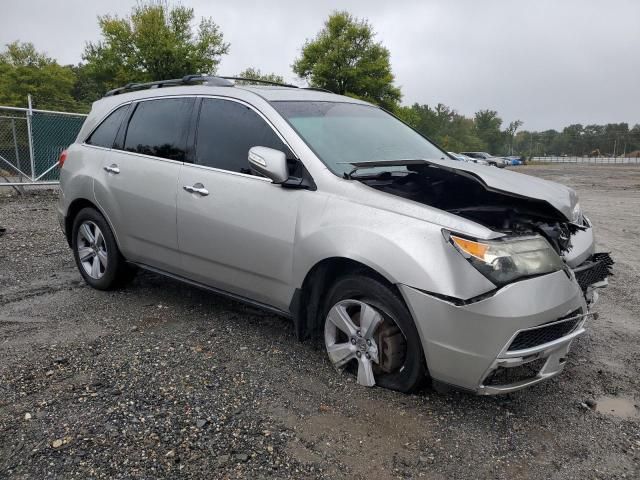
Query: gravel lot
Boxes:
[{"xmin": 1, "ymin": 164, "xmax": 638, "ymax": 479}]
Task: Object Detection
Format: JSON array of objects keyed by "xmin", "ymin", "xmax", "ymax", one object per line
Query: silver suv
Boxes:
[{"xmin": 57, "ymin": 76, "xmax": 612, "ymax": 395}]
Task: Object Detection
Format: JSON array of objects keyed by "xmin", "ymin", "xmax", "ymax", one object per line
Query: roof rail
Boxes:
[
  {"xmin": 219, "ymin": 76, "xmax": 299, "ymax": 88},
  {"xmin": 102, "ymin": 74, "xmax": 327, "ymax": 98},
  {"xmin": 302, "ymin": 86, "xmax": 334, "ymax": 94},
  {"xmin": 103, "ymin": 75, "xmax": 233, "ymax": 97}
]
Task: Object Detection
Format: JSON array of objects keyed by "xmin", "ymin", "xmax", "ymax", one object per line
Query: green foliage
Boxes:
[
  {"xmin": 293, "ymin": 11, "xmax": 401, "ymax": 110},
  {"xmin": 473, "ymin": 110, "xmax": 504, "ymax": 153},
  {"xmin": 0, "ymin": 41, "xmax": 81, "ymax": 111},
  {"xmin": 69, "ymin": 64, "xmax": 103, "ymax": 108},
  {"xmin": 394, "ymin": 106, "xmax": 421, "ymax": 129},
  {"xmin": 236, "ymin": 68, "xmax": 285, "ymax": 85},
  {"xmin": 397, "ymin": 103, "xmax": 486, "ymax": 152},
  {"xmin": 82, "ymin": 2, "xmax": 229, "ymax": 93}
]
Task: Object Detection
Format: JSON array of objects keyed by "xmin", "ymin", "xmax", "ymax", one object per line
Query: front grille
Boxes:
[
  {"xmin": 573, "ymin": 252, "xmax": 614, "ymax": 292},
  {"xmin": 483, "ymin": 357, "xmax": 547, "ymax": 386},
  {"xmin": 508, "ymin": 311, "xmax": 582, "ymax": 351}
]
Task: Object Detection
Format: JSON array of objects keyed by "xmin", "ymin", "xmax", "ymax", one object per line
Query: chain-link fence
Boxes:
[{"xmin": 0, "ymin": 101, "xmax": 87, "ymax": 190}]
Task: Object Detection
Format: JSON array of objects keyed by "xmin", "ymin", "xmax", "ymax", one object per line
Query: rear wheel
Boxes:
[
  {"xmin": 72, "ymin": 207, "xmax": 134, "ymax": 290},
  {"xmin": 323, "ymin": 274, "xmax": 427, "ymax": 393}
]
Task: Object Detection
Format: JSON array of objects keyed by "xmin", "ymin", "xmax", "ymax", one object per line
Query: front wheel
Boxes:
[
  {"xmin": 323, "ymin": 274, "xmax": 427, "ymax": 393},
  {"xmin": 71, "ymin": 207, "xmax": 134, "ymax": 290}
]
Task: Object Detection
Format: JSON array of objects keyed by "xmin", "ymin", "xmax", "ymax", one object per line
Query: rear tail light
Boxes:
[{"xmin": 58, "ymin": 149, "xmax": 68, "ymax": 168}]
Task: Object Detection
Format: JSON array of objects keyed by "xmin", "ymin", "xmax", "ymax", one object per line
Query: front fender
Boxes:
[{"xmin": 293, "ymin": 196, "xmax": 496, "ymax": 300}]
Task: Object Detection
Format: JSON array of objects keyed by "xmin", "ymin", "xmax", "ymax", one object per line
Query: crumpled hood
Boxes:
[
  {"xmin": 347, "ymin": 158, "xmax": 579, "ymax": 221},
  {"xmin": 429, "ymin": 159, "xmax": 579, "ymax": 221}
]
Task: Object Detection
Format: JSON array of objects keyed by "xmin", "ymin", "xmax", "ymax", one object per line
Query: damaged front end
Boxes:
[
  {"xmin": 352, "ymin": 159, "xmax": 613, "ymax": 302},
  {"xmin": 352, "ymin": 159, "xmax": 614, "ymax": 393},
  {"xmin": 572, "ymin": 252, "xmax": 614, "ymax": 305}
]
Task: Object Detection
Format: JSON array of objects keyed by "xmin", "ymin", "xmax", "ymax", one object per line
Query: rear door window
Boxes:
[
  {"xmin": 123, "ymin": 98, "xmax": 194, "ymax": 161},
  {"xmin": 86, "ymin": 104, "xmax": 129, "ymax": 148},
  {"xmin": 195, "ymin": 98, "xmax": 292, "ymax": 174}
]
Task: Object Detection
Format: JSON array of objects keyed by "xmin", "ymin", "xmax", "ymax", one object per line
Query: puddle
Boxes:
[{"xmin": 595, "ymin": 396, "xmax": 639, "ymax": 419}]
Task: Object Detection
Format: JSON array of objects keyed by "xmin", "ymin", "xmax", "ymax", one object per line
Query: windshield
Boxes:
[{"xmin": 272, "ymin": 101, "xmax": 447, "ymax": 176}]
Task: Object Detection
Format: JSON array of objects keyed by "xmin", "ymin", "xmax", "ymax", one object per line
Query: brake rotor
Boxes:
[{"xmin": 373, "ymin": 321, "xmax": 406, "ymax": 374}]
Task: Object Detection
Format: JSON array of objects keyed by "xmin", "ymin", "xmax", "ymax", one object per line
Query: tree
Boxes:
[
  {"xmin": 293, "ymin": 11, "xmax": 401, "ymax": 110},
  {"xmin": 69, "ymin": 64, "xmax": 104, "ymax": 108},
  {"xmin": 394, "ymin": 105, "xmax": 421, "ymax": 129},
  {"xmin": 505, "ymin": 120, "xmax": 523, "ymax": 154},
  {"xmin": 82, "ymin": 2, "xmax": 229, "ymax": 93},
  {"xmin": 394, "ymin": 103, "xmax": 486, "ymax": 152},
  {"xmin": 236, "ymin": 68, "xmax": 285, "ymax": 85},
  {"xmin": 0, "ymin": 41, "xmax": 81, "ymax": 111},
  {"xmin": 474, "ymin": 110, "xmax": 504, "ymax": 153}
]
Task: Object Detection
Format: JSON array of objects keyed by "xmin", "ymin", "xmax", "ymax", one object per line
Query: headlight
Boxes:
[
  {"xmin": 447, "ymin": 233, "xmax": 565, "ymax": 287},
  {"xmin": 571, "ymin": 202, "xmax": 582, "ymax": 224}
]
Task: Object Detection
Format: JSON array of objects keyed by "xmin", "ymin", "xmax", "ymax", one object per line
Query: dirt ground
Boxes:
[{"xmin": 0, "ymin": 164, "xmax": 638, "ymax": 479}]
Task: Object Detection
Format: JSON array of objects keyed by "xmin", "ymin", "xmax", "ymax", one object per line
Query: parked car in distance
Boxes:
[
  {"xmin": 448, "ymin": 152, "xmax": 489, "ymax": 165},
  {"xmin": 493, "ymin": 157, "xmax": 513, "ymax": 167},
  {"xmin": 57, "ymin": 75, "xmax": 612, "ymax": 395},
  {"xmin": 447, "ymin": 152, "xmax": 470, "ymax": 162},
  {"xmin": 461, "ymin": 151, "xmax": 506, "ymax": 168},
  {"xmin": 504, "ymin": 155, "xmax": 524, "ymax": 166}
]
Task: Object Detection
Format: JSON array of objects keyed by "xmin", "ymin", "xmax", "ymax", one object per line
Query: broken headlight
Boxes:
[
  {"xmin": 447, "ymin": 233, "xmax": 565, "ymax": 287},
  {"xmin": 571, "ymin": 201, "xmax": 583, "ymax": 224}
]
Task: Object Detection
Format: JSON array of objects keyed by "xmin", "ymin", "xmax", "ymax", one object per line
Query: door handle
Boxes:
[
  {"xmin": 183, "ymin": 183, "xmax": 209, "ymax": 196},
  {"xmin": 104, "ymin": 164, "xmax": 120, "ymax": 174}
]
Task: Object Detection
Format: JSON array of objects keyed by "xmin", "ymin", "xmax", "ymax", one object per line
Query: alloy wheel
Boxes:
[
  {"xmin": 76, "ymin": 220, "xmax": 108, "ymax": 279},
  {"xmin": 324, "ymin": 299, "xmax": 386, "ymax": 387}
]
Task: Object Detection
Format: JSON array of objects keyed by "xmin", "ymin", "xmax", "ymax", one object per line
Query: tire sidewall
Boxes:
[
  {"xmin": 323, "ymin": 274, "xmax": 427, "ymax": 393},
  {"xmin": 71, "ymin": 208, "xmax": 122, "ymax": 290}
]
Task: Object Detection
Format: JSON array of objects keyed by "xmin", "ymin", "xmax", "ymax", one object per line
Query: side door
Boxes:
[
  {"xmin": 177, "ymin": 97, "xmax": 305, "ymax": 311},
  {"xmin": 93, "ymin": 97, "xmax": 194, "ymax": 273}
]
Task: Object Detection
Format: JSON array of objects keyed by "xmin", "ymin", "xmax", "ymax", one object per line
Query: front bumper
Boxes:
[
  {"xmin": 477, "ymin": 310, "xmax": 596, "ymax": 394},
  {"xmin": 399, "ymin": 270, "xmax": 590, "ymax": 394}
]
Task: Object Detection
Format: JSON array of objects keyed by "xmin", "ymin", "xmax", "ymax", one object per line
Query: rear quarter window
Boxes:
[{"xmin": 85, "ymin": 105, "xmax": 129, "ymax": 148}]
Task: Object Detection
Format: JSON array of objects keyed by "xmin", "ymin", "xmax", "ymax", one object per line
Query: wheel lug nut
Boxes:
[
  {"xmin": 365, "ymin": 353, "xmax": 371, "ymax": 359},
  {"xmin": 356, "ymin": 330, "xmax": 362, "ymax": 336},
  {"xmin": 350, "ymin": 338, "xmax": 356, "ymax": 345},
  {"xmin": 366, "ymin": 339, "xmax": 371, "ymax": 346},
  {"xmin": 356, "ymin": 351, "xmax": 362, "ymax": 358}
]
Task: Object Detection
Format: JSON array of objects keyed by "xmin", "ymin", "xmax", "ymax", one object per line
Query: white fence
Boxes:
[{"xmin": 531, "ymin": 156, "xmax": 640, "ymax": 165}]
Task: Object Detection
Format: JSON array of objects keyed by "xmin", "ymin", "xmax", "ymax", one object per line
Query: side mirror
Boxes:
[{"xmin": 248, "ymin": 146, "xmax": 288, "ymax": 184}]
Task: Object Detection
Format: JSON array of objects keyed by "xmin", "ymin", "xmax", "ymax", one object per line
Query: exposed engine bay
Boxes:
[{"xmin": 356, "ymin": 165, "xmax": 582, "ymax": 254}]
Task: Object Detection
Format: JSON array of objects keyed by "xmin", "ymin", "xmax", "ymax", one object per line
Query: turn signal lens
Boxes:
[{"xmin": 451, "ymin": 236, "xmax": 488, "ymax": 261}]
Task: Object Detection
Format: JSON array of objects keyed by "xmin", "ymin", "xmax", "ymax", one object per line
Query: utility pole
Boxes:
[{"xmin": 613, "ymin": 138, "xmax": 617, "ymax": 157}]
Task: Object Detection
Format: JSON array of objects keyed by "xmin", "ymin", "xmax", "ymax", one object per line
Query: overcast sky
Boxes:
[{"xmin": 1, "ymin": 0, "xmax": 638, "ymax": 130}]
